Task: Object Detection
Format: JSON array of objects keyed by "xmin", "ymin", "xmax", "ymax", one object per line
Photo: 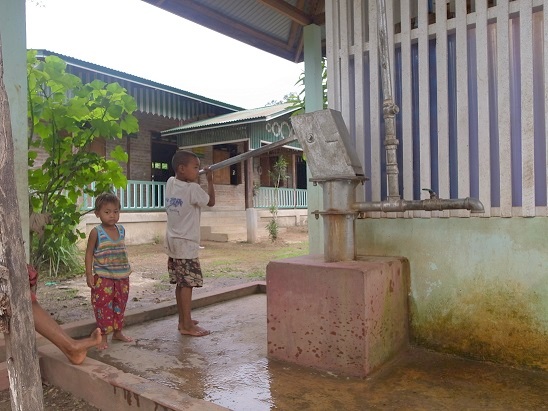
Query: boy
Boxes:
[{"xmin": 165, "ymin": 150, "xmax": 215, "ymax": 336}]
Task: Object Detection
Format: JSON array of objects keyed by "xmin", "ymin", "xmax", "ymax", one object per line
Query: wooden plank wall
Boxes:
[{"xmin": 326, "ymin": 0, "xmax": 547, "ymax": 218}]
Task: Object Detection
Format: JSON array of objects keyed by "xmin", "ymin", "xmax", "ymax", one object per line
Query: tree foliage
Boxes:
[
  {"xmin": 264, "ymin": 92, "xmax": 299, "ymax": 107},
  {"xmin": 266, "ymin": 156, "xmax": 288, "ymax": 242},
  {"xmin": 27, "ymin": 50, "xmax": 138, "ymax": 274},
  {"xmin": 287, "ymin": 57, "xmax": 328, "ymax": 115}
]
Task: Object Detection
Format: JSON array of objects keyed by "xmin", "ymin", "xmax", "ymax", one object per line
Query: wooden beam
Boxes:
[
  {"xmin": 258, "ymin": 0, "xmax": 312, "ymax": 26},
  {"xmin": 310, "ymin": 0, "xmax": 326, "ymax": 25},
  {"xmin": 286, "ymin": 0, "xmax": 306, "ymax": 56}
]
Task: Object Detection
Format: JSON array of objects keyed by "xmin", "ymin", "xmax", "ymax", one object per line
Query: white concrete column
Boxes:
[
  {"xmin": 246, "ymin": 207, "xmax": 258, "ymax": 244},
  {"xmin": 0, "ymin": 0, "xmax": 29, "ymax": 255}
]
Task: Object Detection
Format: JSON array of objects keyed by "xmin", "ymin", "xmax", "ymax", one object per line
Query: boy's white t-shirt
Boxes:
[{"xmin": 164, "ymin": 176, "xmax": 210, "ymax": 259}]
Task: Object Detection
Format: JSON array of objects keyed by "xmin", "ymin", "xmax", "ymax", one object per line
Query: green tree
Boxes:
[
  {"xmin": 27, "ymin": 50, "xmax": 138, "ymax": 275},
  {"xmin": 266, "ymin": 156, "xmax": 288, "ymax": 242},
  {"xmin": 287, "ymin": 57, "xmax": 328, "ymax": 115},
  {"xmin": 264, "ymin": 92, "xmax": 299, "ymax": 107}
]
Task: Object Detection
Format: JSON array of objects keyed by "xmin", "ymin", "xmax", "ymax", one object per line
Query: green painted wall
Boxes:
[{"xmin": 355, "ymin": 217, "xmax": 548, "ymax": 370}]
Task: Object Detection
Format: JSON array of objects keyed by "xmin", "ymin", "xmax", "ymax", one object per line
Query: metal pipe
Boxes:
[
  {"xmin": 312, "ymin": 178, "xmax": 364, "ymax": 261},
  {"xmin": 198, "ymin": 134, "xmax": 297, "ymax": 174},
  {"xmin": 352, "ymin": 197, "xmax": 485, "ymax": 214},
  {"xmin": 370, "ymin": 0, "xmax": 485, "ymax": 215},
  {"xmin": 377, "ymin": 0, "xmax": 400, "ymax": 200}
]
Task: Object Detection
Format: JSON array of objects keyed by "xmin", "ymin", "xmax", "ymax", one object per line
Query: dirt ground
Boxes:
[{"xmin": 0, "ymin": 227, "xmax": 309, "ymax": 410}]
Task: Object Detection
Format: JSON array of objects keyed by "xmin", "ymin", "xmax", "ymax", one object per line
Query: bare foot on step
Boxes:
[
  {"xmin": 179, "ymin": 325, "xmax": 210, "ymax": 337},
  {"xmin": 65, "ymin": 328, "xmax": 102, "ymax": 365},
  {"xmin": 96, "ymin": 334, "xmax": 109, "ymax": 351},
  {"xmin": 112, "ymin": 331, "xmax": 133, "ymax": 343},
  {"xmin": 178, "ymin": 320, "xmax": 199, "ymax": 330}
]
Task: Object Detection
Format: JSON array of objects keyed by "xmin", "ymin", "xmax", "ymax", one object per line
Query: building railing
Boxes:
[
  {"xmin": 82, "ymin": 181, "xmax": 307, "ymax": 211},
  {"xmin": 253, "ymin": 187, "xmax": 308, "ymax": 209},
  {"xmin": 82, "ymin": 180, "xmax": 166, "ymax": 211}
]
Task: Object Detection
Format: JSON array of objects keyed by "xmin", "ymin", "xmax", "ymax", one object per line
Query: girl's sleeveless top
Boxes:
[{"xmin": 93, "ymin": 224, "xmax": 132, "ymax": 279}]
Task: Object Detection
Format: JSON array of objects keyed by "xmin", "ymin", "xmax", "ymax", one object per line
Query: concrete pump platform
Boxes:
[{"xmin": 1, "ymin": 282, "xmax": 547, "ymax": 410}]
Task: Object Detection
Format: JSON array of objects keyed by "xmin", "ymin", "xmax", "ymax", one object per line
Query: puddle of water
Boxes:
[{"xmin": 89, "ymin": 294, "xmax": 548, "ymax": 411}]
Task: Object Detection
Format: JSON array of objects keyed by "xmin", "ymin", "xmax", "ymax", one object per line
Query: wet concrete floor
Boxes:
[{"xmin": 90, "ymin": 294, "xmax": 548, "ymax": 410}]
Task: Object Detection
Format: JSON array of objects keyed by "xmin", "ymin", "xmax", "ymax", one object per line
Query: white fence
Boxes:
[
  {"xmin": 326, "ymin": 0, "xmax": 546, "ymax": 218},
  {"xmin": 82, "ymin": 182, "xmax": 307, "ymax": 211},
  {"xmin": 82, "ymin": 181, "xmax": 165, "ymax": 211},
  {"xmin": 253, "ymin": 187, "xmax": 308, "ymax": 209}
]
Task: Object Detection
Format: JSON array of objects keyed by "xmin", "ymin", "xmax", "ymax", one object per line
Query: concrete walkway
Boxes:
[{"xmin": 3, "ymin": 283, "xmax": 547, "ymax": 410}]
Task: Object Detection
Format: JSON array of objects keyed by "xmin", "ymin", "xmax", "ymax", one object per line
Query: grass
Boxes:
[
  {"xmin": 56, "ymin": 288, "xmax": 79, "ymax": 301},
  {"xmin": 202, "ymin": 237, "xmax": 309, "ymax": 279},
  {"xmin": 245, "ymin": 269, "xmax": 265, "ymax": 279},
  {"xmin": 271, "ymin": 245, "xmax": 309, "ymax": 260}
]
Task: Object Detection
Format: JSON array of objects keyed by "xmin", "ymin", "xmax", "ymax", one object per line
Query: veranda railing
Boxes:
[
  {"xmin": 252, "ymin": 187, "xmax": 307, "ymax": 209},
  {"xmin": 82, "ymin": 180, "xmax": 166, "ymax": 211},
  {"xmin": 82, "ymin": 181, "xmax": 307, "ymax": 211}
]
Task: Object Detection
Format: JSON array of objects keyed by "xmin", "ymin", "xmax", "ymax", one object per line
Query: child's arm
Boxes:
[
  {"xmin": 84, "ymin": 228, "xmax": 98, "ymax": 288},
  {"xmin": 205, "ymin": 167, "xmax": 215, "ymax": 207}
]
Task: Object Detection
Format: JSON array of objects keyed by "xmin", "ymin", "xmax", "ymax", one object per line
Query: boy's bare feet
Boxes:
[
  {"xmin": 66, "ymin": 328, "xmax": 102, "ymax": 364},
  {"xmin": 178, "ymin": 320, "xmax": 199, "ymax": 330},
  {"xmin": 112, "ymin": 330, "xmax": 133, "ymax": 343},
  {"xmin": 179, "ymin": 325, "xmax": 210, "ymax": 337}
]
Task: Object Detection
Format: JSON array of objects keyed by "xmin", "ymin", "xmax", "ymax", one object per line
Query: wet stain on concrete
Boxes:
[
  {"xmin": 412, "ymin": 275, "xmax": 548, "ymax": 370},
  {"xmin": 89, "ymin": 294, "xmax": 547, "ymax": 410}
]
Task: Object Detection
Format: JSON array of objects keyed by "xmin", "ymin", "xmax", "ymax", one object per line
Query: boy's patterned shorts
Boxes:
[{"xmin": 167, "ymin": 257, "xmax": 203, "ymax": 288}]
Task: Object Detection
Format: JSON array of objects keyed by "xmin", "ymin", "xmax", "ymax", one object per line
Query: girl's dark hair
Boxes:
[
  {"xmin": 94, "ymin": 192, "xmax": 120, "ymax": 211},
  {"xmin": 172, "ymin": 150, "xmax": 198, "ymax": 172}
]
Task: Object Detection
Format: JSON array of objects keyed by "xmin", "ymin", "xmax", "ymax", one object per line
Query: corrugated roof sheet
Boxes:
[
  {"xmin": 142, "ymin": 0, "xmax": 326, "ymax": 63},
  {"xmin": 161, "ymin": 103, "xmax": 299, "ymax": 136},
  {"xmin": 34, "ymin": 49, "xmax": 243, "ymax": 113},
  {"xmin": 196, "ymin": 0, "xmax": 293, "ymax": 43}
]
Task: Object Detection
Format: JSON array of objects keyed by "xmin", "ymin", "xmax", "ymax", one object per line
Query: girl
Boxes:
[{"xmin": 85, "ymin": 192, "xmax": 132, "ymax": 350}]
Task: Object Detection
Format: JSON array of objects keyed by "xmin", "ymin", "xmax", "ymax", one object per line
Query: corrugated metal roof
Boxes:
[
  {"xmin": 162, "ymin": 103, "xmax": 299, "ymax": 136},
  {"xmin": 142, "ymin": 0, "xmax": 325, "ymax": 63},
  {"xmin": 197, "ymin": 0, "xmax": 294, "ymax": 43},
  {"xmin": 34, "ymin": 49, "xmax": 242, "ymax": 113}
]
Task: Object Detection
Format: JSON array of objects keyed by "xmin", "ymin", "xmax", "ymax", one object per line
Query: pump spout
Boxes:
[
  {"xmin": 462, "ymin": 197, "xmax": 485, "ymax": 213},
  {"xmin": 352, "ymin": 197, "xmax": 485, "ymax": 214}
]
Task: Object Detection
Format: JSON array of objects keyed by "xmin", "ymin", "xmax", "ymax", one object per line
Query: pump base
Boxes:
[{"xmin": 266, "ymin": 254, "xmax": 409, "ymax": 377}]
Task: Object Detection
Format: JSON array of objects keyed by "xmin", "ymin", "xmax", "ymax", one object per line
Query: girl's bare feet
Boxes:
[
  {"xmin": 96, "ymin": 334, "xmax": 109, "ymax": 350},
  {"xmin": 66, "ymin": 328, "xmax": 102, "ymax": 364},
  {"xmin": 112, "ymin": 330, "xmax": 133, "ymax": 343}
]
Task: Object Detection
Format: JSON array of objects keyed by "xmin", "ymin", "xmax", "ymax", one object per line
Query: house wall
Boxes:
[
  {"xmin": 211, "ymin": 184, "xmax": 246, "ymax": 210},
  {"xmin": 192, "ymin": 144, "xmax": 246, "ymax": 211},
  {"xmin": 185, "ymin": 142, "xmax": 305, "ymax": 211},
  {"xmin": 356, "ymin": 217, "xmax": 548, "ymax": 370},
  {"xmin": 78, "ymin": 208, "xmax": 308, "ymax": 247},
  {"xmin": 107, "ymin": 112, "xmax": 180, "ymax": 181},
  {"xmin": 323, "ymin": 0, "xmax": 547, "ymax": 370},
  {"xmin": 79, "ymin": 212, "xmax": 167, "ymax": 247},
  {"xmin": 107, "ymin": 113, "xmax": 249, "ymax": 210}
]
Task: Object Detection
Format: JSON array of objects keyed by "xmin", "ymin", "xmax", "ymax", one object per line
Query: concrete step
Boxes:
[
  {"xmin": 200, "ymin": 210, "xmax": 289, "ymax": 242},
  {"xmin": 201, "ymin": 210, "xmax": 247, "ymax": 222},
  {"xmin": 200, "ymin": 210, "xmax": 247, "ymax": 242}
]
